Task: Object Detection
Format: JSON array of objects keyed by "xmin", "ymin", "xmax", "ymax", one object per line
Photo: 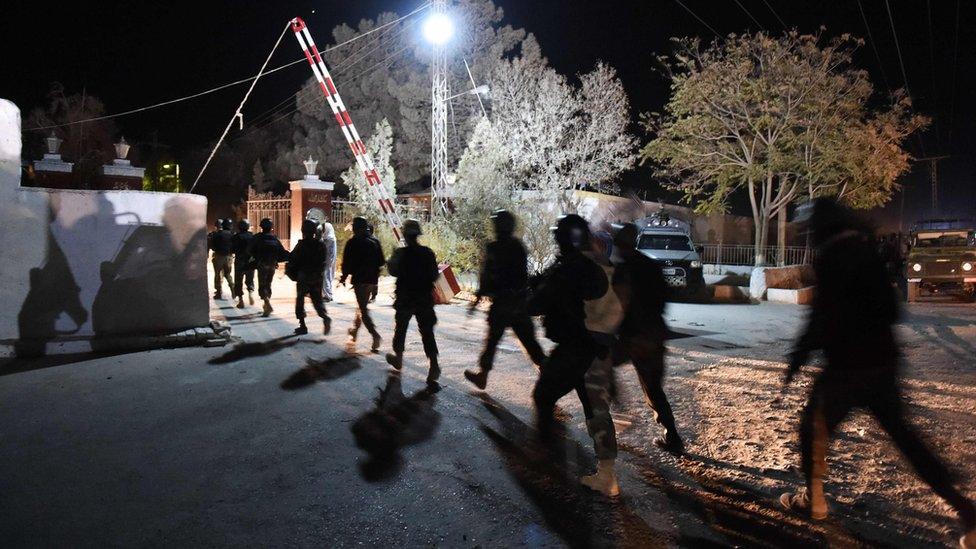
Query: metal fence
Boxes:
[
  {"xmin": 246, "ymin": 190, "xmax": 291, "ymax": 250},
  {"xmin": 701, "ymin": 244, "xmax": 811, "ymax": 266}
]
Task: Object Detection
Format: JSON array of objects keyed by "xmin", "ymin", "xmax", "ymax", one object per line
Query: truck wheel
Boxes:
[{"xmin": 906, "ymin": 281, "xmax": 920, "ymax": 303}]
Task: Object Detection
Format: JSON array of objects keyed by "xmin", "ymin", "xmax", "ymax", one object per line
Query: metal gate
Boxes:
[{"xmin": 246, "ymin": 188, "xmax": 292, "ymax": 250}]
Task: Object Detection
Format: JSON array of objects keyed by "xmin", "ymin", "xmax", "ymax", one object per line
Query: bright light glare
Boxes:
[{"xmin": 423, "ymin": 13, "xmax": 454, "ymax": 45}]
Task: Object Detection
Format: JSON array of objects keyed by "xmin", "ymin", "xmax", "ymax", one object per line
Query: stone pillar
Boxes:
[
  {"xmin": 288, "ymin": 157, "xmax": 334, "ymax": 245},
  {"xmin": 99, "ymin": 137, "xmax": 144, "ymax": 190},
  {"xmin": 30, "ymin": 132, "xmax": 74, "ymax": 189}
]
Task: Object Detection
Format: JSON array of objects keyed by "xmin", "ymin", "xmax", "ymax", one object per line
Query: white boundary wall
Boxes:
[{"xmin": 0, "ymin": 99, "xmax": 209, "ymax": 356}]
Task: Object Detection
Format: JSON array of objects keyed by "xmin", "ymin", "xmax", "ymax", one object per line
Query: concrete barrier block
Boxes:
[
  {"xmin": 767, "ymin": 286, "xmax": 815, "ymax": 305},
  {"xmin": 711, "ymin": 285, "xmax": 751, "ymax": 302}
]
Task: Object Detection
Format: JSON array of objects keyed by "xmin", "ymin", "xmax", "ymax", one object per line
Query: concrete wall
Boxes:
[{"xmin": 0, "ymin": 99, "xmax": 209, "ymax": 356}]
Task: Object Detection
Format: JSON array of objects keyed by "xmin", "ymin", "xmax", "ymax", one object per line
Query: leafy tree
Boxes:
[
  {"xmin": 251, "ymin": 160, "xmax": 270, "ymax": 193},
  {"xmin": 449, "ymin": 118, "xmax": 516, "ymax": 249},
  {"xmin": 644, "ymin": 32, "xmax": 925, "ymax": 265}
]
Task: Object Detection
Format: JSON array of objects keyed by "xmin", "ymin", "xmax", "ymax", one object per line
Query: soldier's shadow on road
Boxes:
[
  {"xmin": 351, "ymin": 372, "xmax": 441, "ymax": 482},
  {"xmin": 477, "ymin": 393, "xmax": 671, "ymax": 548},
  {"xmin": 899, "ymin": 311, "xmax": 976, "ymax": 361},
  {"xmin": 280, "ymin": 355, "xmax": 361, "ymax": 389},
  {"xmin": 208, "ymin": 334, "xmax": 302, "ymax": 364}
]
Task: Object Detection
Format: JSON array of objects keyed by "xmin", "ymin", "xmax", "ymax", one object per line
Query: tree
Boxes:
[
  {"xmin": 24, "ymin": 83, "xmax": 118, "ymax": 189},
  {"xmin": 340, "ymin": 118, "xmax": 396, "ymax": 222},
  {"xmin": 643, "ymin": 32, "xmax": 925, "ymax": 265},
  {"xmin": 490, "ymin": 39, "xmax": 636, "ymax": 212},
  {"xmin": 449, "ymin": 118, "xmax": 516, "ymax": 248},
  {"xmin": 251, "ymin": 160, "xmax": 270, "ymax": 193}
]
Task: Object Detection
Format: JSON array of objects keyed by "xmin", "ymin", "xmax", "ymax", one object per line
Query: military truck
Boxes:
[{"xmin": 905, "ymin": 219, "xmax": 976, "ymax": 302}]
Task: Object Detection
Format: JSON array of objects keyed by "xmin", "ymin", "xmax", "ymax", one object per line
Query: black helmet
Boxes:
[
  {"xmin": 611, "ymin": 222, "xmax": 639, "ymax": 249},
  {"xmin": 215, "ymin": 218, "xmax": 223, "ymax": 229},
  {"xmin": 553, "ymin": 214, "xmax": 591, "ymax": 252},
  {"xmin": 221, "ymin": 219, "xmax": 233, "ymax": 230},
  {"xmin": 491, "ymin": 209, "xmax": 516, "ymax": 235},
  {"xmin": 238, "ymin": 219, "xmax": 250, "ymax": 231},
  {"xmin": 402, "ymin": 218, "xmax": 422, "ymax": 237},
  {"xmin": 301, "ymin": 218, "xmax": 319, "ymax": 238},
  {"xmin": 259, "ymin": 218, "xmax": 273, "ymax": 232},
  {"xmin": 352, "ymin": 217, "xmax": 369, "ymax": 233}
]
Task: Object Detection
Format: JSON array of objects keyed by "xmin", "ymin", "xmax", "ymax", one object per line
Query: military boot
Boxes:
[
  {"xmin": 426, "ymin": 355, "xmax": 441, "ymax": 387},
  {"xmin": 581, "ymin": 459, "xmax": 620, "ymax": 497},
  {"xmin": 262, "ymin": 299, "xmax": 273, "ymax": 318},
  {"xmin": 236, "ymin": 297, "xmax": 245, "ymax": 309},
  {"xmin": 779, "ymin": 486, "xmax": 828, "ymax": 520},
  {"xmin": 294, "ymin": 320, "xmax": 308, "ymax": 335},
  {"xmin": 385, "ymin": 352, "xmax": 403, "ymax": 371},
  {"xmin": 370, "ymin": 333, "xmax": 382, "ymax": 353},
  {"xmin": 463, "ymin": 368, "xmax": 489, "ymax": 390}
]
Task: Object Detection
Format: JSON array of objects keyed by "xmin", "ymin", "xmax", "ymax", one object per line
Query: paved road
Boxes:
[{"xmin": 1, "ymin": 272, "xmax": 973, "ymax": 547}]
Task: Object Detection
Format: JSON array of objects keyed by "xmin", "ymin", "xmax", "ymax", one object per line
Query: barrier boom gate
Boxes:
[{"xmin": 291, "ymin": 17, "xmax": 402, "ymax": 242}]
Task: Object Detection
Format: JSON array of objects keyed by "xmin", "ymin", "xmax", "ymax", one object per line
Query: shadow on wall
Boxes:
[
  {"xmin": 14, "ymin": 194, "xmax": 208, "ymax": 357},
  {"xmin": 14, "ymin": 202, "xmax": 87, "ymax": 358},
  {"xmin": 91, "ymin": 196, "xmax": 208, "ymax": 344}
]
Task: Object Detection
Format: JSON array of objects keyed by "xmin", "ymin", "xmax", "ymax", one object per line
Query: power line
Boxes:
[
  {"xmin": 190, "ymin": 22, "xmax": 292, "ymax": 192},
  {"xmin": 673, "ymin": 0, "xmax": 721, "ymax": 38},
  {"xmin": 732, "ymin": 0, "xmax": 764, "ymax": 30},
  {"xmin": 25, "ymin": 2, "xmax": 431, "ymax": 132},
  {"xmin": 760, "ymin": 0, "xmax": 787, "ymax": 29},
  {"xmin": 948, "ymin": 0, "xmax": 960, "ymax": 149},
  {"xmin": 884, "ymin": 0, "xmax": 911, "ymax": 98},
  {"xmin": 856, "ymin": 0, "xmax": 891, "ymax": 94}
]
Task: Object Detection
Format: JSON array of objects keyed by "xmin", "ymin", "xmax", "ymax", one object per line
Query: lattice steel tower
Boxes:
[{"xmin": 429, "ymin": 0, "xmax": 451, "ymax": 214}]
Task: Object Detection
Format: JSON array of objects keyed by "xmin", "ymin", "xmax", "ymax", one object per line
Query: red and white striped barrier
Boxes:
[
  {"xmin": 291, "ymin": 17, "xmax": 402, "ymax": 242},
  {"xmin": 292, "ymin": 17, "xmax": 459, "ymax": 305},
  {"xmin": 433, "ymin": 264, "xmax": 461, "ymax": 305}
]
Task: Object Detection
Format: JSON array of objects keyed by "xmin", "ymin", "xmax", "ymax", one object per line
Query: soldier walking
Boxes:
[
  {"xmin": 385, "ymin": 219, "xmax": 441, "ymax": 387},
  {"xmin": 209, "ymin": 219, "xmax": 234, "ymax": 300},
  {"xmin": 340, "ymin": 217, "xmax": 385, "ymax": 353},
  {"xmin": 611, "ymin": 222, "xmax": 684, "ymax": 454},
  {"xmin": 780, "ymin": 198, "xmax": 975, "ymax": 549},
  {"xmin": 526, "ymin": 214, "xmax": 608, "ymax": 439},
  {"xmin": 286, "ymin": 219, "xmax": 331, "ymax": 335},
  {"xmin": 232, "ymin": 219, "xmax": 255, "ymax": 309},
  {"xmin": 247, "ymin": 218, "xmax": 288, "ymax": 317},
  {"xmin": 464, "ymin": 210, "xmax": 547, "ymax": 390}
]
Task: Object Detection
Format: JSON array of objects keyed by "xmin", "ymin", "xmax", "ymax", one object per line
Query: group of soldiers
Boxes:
[{"xmin": 208, "ymin": 200, "xmax": 974, "ymax": 548}]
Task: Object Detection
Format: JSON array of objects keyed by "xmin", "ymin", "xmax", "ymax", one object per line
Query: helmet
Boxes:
[
  {"xmin": 552, "ymin": 214, "xmax": 591, "ymax": 252},
  {"xmin": 301, "ymin": 218, "xmax": 320, "ymax": 238},
  {"xmin": 238, "ymin": 219, "xmax": 250, "ymax": 231},
  {"xmin": 259, "ymin": 218, "xmax": 273, "ymax": 232},
  {"xmin": 611, "ymin": 222, "xmax": 639, "ymax": 249},
  {"xmin": 402, "ymin": 218, "xmax": 422, "ymax": 237},
  {"xmin": 215, "ymin": 218, "xmax": 223, "ymax": 229},
  {"xmin": 221, "ymin": 219, "xmax": 233, "ymax": 230},
  {"xmin": 491, "ymin": 209, "xmax": 516, "ymax": 235},
  {"xmin": 352, "ymin": 217, "xmax": 369, "ymax": 233}
]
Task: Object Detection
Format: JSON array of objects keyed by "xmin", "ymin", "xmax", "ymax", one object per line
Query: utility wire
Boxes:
[
  {"xmin": 26, "ymin": 2, "xmax": 431, "ymax": 131},
  {"xmin": 760, "ymin": 0, "xmax": 787, "ymax": 29},
  {"xmin": 673, "ymin": 0, "xmax": 721, "ymax": 38},
  {"xmin": 856, "ymin": 0, "xmax": 891, "ymax": 94},
  {"xmin": 884, "ymin": 0, "xmax": 911, "ymax": 98},
  {"xmin": 189, "ymin": 22, "xmax": 291, "ymax": 193},
  {"xmin": 732, "ymin": 0, "xmax": 764, "ymax": 30},
  {"xmin": 926, "ymin": 0, "xmax": 941, "ymax": 149},
  {"xmin": 947, "ymin": 0, "xmax": 960, "ymax": 148}
]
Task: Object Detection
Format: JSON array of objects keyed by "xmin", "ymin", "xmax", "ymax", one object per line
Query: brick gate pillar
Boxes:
[{"xmin": 288, "ymin": 157, "xmax": 333, "ymax": 245}]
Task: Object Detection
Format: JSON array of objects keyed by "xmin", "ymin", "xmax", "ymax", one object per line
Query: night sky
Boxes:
[{"xmin": 3, "ymin": 0, "xmax": 974, "ymax": 227}]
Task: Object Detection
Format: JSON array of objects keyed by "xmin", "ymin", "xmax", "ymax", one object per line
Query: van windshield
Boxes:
[
  {"xmin": 914, "ymin": 231, "xmax": 974, "ymax": 248},
  {"xmin": 638, "ymin": 234, "xmax": 693, "ymax": 251}
]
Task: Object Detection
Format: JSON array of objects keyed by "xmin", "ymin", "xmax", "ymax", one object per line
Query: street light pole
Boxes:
[{"xmin": 429, "ymin": 0, "xmax": 450, "ymax": 215}]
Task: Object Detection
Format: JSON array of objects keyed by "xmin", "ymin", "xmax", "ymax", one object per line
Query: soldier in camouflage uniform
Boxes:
[{"xmin": 578, "ymin": 229, "xmax": 625, "ymax": 497}]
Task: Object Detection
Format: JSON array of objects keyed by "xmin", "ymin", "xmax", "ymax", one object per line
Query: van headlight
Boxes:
[
  {"xmin": 964, "ymin": 262, "xmax": 973, "ymax": 272},
  {"xmin": 690, "ymin": 260, "xmax": 701, "ymax": 268},
  {"xmin": 912, "ymin": 263, "xmax": 922, "ymax": 272}
]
